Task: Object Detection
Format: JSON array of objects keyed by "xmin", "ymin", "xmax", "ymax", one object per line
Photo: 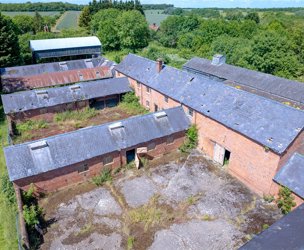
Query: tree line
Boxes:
[{"xmin": 0, "ymin": 2, "xmax": 83, "ymax": 12}]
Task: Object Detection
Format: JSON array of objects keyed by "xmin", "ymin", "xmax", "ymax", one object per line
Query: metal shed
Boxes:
[{"xmin": 30, "ymin": 36, "xmax": 102, "ymax": 60}]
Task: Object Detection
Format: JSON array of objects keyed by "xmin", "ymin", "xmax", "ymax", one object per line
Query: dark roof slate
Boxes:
[
  {"xmin": 274, "ymin": 153, "xmax": 304, "ymax": 199},
  {"xmin": 4, "ymin": 107, "xmax": 190, "ymax": 181},
  {"xmin": 1, "ymin": 77, "xmax": 131, "ymax": 114}
]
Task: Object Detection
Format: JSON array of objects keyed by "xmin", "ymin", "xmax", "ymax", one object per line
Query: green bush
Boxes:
[
  {"xmin": 0, "ymin": 173, "xmax": 16, "ymax": 205},
  {"xmin": 16, "ymin": 119, "xmax": 48, "ymax": 133},
  {"xmin": 179, "ymin": 125, "xmax": 198, "ymax": 153},
  {"xmin": 23, "ymin": 204, "xmax": 43, "ymax": 229},
  {"xmin": 92, "ymin": 168, "xmax": 112, "ymax": 186},
  {"xmin": 276, "ymin": 186, "xmax": 296, "ymax": 214},
  {"xmin": 119, "ymin": 92, "xmax": 148, "ymax": 115}
]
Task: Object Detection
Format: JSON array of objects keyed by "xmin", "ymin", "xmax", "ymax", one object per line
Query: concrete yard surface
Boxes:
[{"xmin": 40, "ymin": 150, "xmax": 281, "ymax": 250}]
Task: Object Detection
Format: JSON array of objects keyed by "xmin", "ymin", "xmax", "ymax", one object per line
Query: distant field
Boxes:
[
  {"xmin": 55, "ymin": 11, "xmax": 81, "ymax": 31},
  {"xmin": 2, "ymin": 11, "xmax": 60, "ymax": 17},
  {"xmin": 144, "ymin": 9, "xmax": 169, "ymax": 26}
]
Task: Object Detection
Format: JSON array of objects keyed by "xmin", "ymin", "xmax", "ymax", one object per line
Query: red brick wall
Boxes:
[{"xmin": 13, "ymin": 132, "xmax": 185, "ymax": 193}]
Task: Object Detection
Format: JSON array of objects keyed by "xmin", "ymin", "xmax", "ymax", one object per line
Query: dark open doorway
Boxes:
[
  {"xmin": 126, "ymin": 149, "xmax": 136, "ymax": 164},
  {"xmin": 154, "ymin": 104, "xmax": 158, "ymax": 112},
  {"xmin": 224, "ymin": 149, "xmax": 231, "ymax": 165}
]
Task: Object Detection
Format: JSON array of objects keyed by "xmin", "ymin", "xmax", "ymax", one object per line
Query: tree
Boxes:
[
  {"xmin": 245, "ymin": 12, "xmax": 260, "ymax": 24},
  {"xmin": 117, "ymin": 10, "xmax": 149, "ymax": 50},
  {"xmin": 33, "ymin": 11, "xmax": 44, "ymax": 34},
  {"xmin": 12, "ymin": 15, "xmax": 34, "ymax": 34},
  {"xmin": 0, "ymin": 14, "xmax": 21, "ymax": 67},
  {"xmin": 79, "ymin": 6, "xmax": 91, "ymax": 28}
]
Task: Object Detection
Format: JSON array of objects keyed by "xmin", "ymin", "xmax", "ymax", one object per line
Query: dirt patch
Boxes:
[{"xmin": 13, "ymin": 106, "xmax": 139, "ymax": 144}]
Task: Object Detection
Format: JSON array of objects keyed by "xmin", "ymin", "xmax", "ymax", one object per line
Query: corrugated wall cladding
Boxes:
[
  {"xmin": 4, "ymin": 107, "xmax": 190, "ymax": 181},
  {"xmin": 183, "ymin": 57, "xmax": 304, "ymax": 106},
  {"xmin": 1, "ymin": 77, "xmax": 131, "ymax": 114},
  {"xmin": 115, "ymin": 54, "xmax": 304, "ymax": 154},
  {"xmin": 0, "ymin": 57, "xmax": 115, "ymax": 93}
]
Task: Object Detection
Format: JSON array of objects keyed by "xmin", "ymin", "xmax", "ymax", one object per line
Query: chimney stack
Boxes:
[
  {"xmin": 156, "ymin": 58, "xmax": 163, "ymax": 73},
  {"xmin": 211, "ymin": 54, "xmax": 226, "ymax": 66}
]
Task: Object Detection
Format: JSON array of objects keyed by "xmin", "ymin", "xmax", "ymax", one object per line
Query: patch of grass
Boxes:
[
  {"xmin": 92, "ymin": 168, "xmax": 112, "ymax": 186},
  {"xmin": 16, "ymin": 119, "xmax": 49, "ymax": 133},
  {"xmin": 262, "ymin": 224, "xmax": 269, "ymax": 230},
  {"xmin": 201, "ymin": 214, "xmax": 215, "ymax": 221},
  {"xmin": 54, "ymin": 107, "xmax": 98, "ymax": 123},
  {"xmin": 186, "ymin": 195, "xmax": 200, "ymax": 206},
  {"xmin": 179, "ymin": 125, "xmax": 198, "ymax": 153},
  {"xmin": 127, "ymin": 236, "xmax": 135, "ymax": 250},
  {"xmin": 263, "ymin": 194, "xmax": 275, "ymax": 203},
  {"xmin": 75, "ymin": 223, "xmax": 93, "ymax": 237},
  {"xmin": 118, "ymin": 92, "xmax": 148, "ymax": 115}
]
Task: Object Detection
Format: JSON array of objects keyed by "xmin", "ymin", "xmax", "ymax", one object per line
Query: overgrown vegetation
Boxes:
[
  {"xmin": 263, "ymin": 194, "xmax": 275, "ymax": 203},
  {"xmin": 92, "ymin": 168, "xmax": 112, "ymax": 186},
  {"xmin": 127, "ymin": 236, "xmax": 135, "ymax": 250},
  {"xmin": 179, "ymin": 125, "xmax": 198, "ymax": 153},
  {"xmin": 276, "ymin": 186, "xmax": 296, "ymax": 214},
  {"xmin": 119, "ymin": 92, "xmax": 148, "ymax": 115},
  {"xmin": 54, "ymin": 107, "xmax": 97, "ymax": 123},
  {"xmin": 16, "ymin": 120, "xmax": 49, "ymax": 133}
]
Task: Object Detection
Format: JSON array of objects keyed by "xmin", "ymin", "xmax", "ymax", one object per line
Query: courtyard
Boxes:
[{"xmin": 39, "ymin": 150, "xmax": 281, "ymax": 250}]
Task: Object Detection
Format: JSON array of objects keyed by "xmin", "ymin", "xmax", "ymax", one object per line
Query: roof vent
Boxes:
[
  {"xmin": 59, "ymin": 61, "xmax": 68, "ymax": 71},
  {"xmin": 78, "ymin": 72, "xmax": 84, "ymax": 81},
  {"xmin": 29, "ymin": 140, "xmax": 48, "ymax": 150},
  {"xmin": 267, "ymin": 137, "xmax": 273, "ymax": 143},
  {"xmin": 85, "ymin": 59, "xmax": 94, "ymax": 68},
  {"xmin": 35, "ymin": 89, "xmax": 48, "ymax": 99},
  {"xmin": 109, "ymin": 122, "xmax": 124, "ymax": 130},
  {"xmin": 154, "ymin": 111, "xmax": 167, "ymax": 119},
  {"xmin": 85, "ymin": 59, "xmax": 92, "ymax": 63},
  {"xmin": 96, "ymin": 71, "xmax": 101, "ymax": 78},
  {"xmin": 211, "ymin": 54, "xmax": 226, "ymax": 66},
  {"xmin": 69, "ymin": 85, "xmax": 81, "ymax": 91}
]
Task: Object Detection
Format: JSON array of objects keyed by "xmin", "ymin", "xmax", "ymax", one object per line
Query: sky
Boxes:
[{"xmin": 2, "ymin": 0, "xmax": 304, "ymax": 8}]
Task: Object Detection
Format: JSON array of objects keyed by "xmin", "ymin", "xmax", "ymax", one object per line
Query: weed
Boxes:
[
  {"xmin": 16, "ymin": 119, "xmax": 49, "ymax": 133},
  {"xmin": 75, "ymin": 223, "xmax": 92, "ymax": 236},
  {"xmin": 262, "ymin": 224, "xmax": 269, "ymax": 230},
  {"xmin": 125, "ymin": 161, "xmax": 135, "ymax": 170},
  {"xmin": 276, "ymin": 186, "xmax": 296, "ymax": 214},
  {"xmin": 92, "ymin": 168, "xmax": 112, "ymax": 186},
  {"xmin": 263, "ymin": 194, "xmax": 275, "ymax": 203},
  {"xmin": 118, "ymin": 92, "xmax": 148, "ymax": 115},
  {"xmin": 127, "ymin": 236, "xmax": 135, "ymax": 250},
  {"xmin": 179, "ymin": 125, "xmax": 198, "ymax": 153},
  {"xmin": 54, "ymin": 107, "xmax": 97, "ymax": 122},
  {"xmin": 186, "ymin": 195, "xmax": 200, "ymax": 205},
  {"xmin": 201, "ymin": 214, "xmax": 214, "ymax": 221}
]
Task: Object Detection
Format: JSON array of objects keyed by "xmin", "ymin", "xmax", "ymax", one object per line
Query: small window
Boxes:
[
  {"xmin": 166, "ymin": 136, "xmax": 174, "ymax": 145},
  {"xmin": 146, "ymin": 86, "xmax": 151, "ymax": 93},
  {"xmin": 164, "ymin": 96, "xmax": 169, "ymax": 103},
  {"xmin": 39, "ymin": 108, "xmax": 47, "ymax": 114},
  {"xmin": 188, "ymin": 108, "xmax": 193, "ymax": 117},
  {"xmin": 103, "ymin": 155, "xmax": 113, "ymax": 165},
  {"xmin": 147, "ymin": 142, "xmax": 156, "ymax": 151},
  {"xmin": 146, "ymin": 100, "xmax": 150, "ymax": 108},
  {"xmin": 78, "ymin": 163, "xmax": 89, "ymax": 173}
]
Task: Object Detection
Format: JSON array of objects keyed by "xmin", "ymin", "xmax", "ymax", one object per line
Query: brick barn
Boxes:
[
  {"xmin": 115, "ymin": 54, "xmax": 304, "ymax": 205},
  {"xmin": 1, "ymin": 77, "xmax": 131, "ymax": 135},
  {"xmin": 4, "ymin": 107, "xmax": 190, "ymax": 192},
  {"xmin": 0, "ymin": 57, "xmax": 114, "ymax": 93}
]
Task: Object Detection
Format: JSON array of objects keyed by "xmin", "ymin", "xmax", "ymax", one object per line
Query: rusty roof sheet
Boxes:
[{"xmin": 0, "ymin": 58, "xmax": 115, "ymax": 93}]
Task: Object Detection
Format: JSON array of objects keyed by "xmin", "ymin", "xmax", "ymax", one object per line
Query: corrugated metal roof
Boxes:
[
  {"xmin": 240, "ymin": 203, "xmax": 304, "ymax": 250},
  {"xmin": 4, "ymin": 106, "xmax": 190, "ymax": 181},
  {"xmin": 1, "ymin": 77, "xmax": 131, "ymax": 115},
  {"xmin": 274, "ymin": 153, "xmax": 304, "ymax": 199},
  {"xmin": 115, "ymin": 54, "xmax": 304, "ymax": 154},
  {"xmin": 0, "ymin": 58, "xmax": 115, "ymax": 93},
  {"xmin": 183, "ymin": 57, "xmax": 304, "ymax": 106},
  {"xmin": 30, "ymin": 36, "xmax": 101, "ymax": 51}
]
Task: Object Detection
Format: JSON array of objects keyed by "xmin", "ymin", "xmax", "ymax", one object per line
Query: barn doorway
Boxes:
[
  {"xmin": 224, "ymin": 149, "xmax": 231, "ymax": 165},
  {"xmin": 213, "ymin": 143, "xmax": 231, "ymax": 166},
  {"xmin": 154, "ymin": 104, "xmax": 158, "ymax": 112},
  {"xmin": 126, "ymin": 149, "xmax": 136, "ymax": 164}
]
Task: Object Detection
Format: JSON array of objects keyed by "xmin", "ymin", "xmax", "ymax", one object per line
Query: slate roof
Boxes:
[
  {"xmin": 1, "ymin": 77, "xmax": 131, "ymax": 115},
  {"xmin": 0, "ymin": 57, "xmax": 115, "ymax": 93},
  {"xmin": 4, "ymin": 107, "xmax": 190, "ymax": 181},
  {"xmin": 240, "ymin": 203, "xmax": 304, "ymax": 250},
  {"xmin": 274, "ymin": 153, "xmax": 304, "ymax": 199},
  {"xmin": 183, "ymin": 57, "xmax": 304, "ymax": 106},
  {"xmin": 30, "ymin": 36, "xmax": 101, "ymax": 51},
  {"xmin": 115, "ymin": 54, "xmax": 304, "ymax": 154}
]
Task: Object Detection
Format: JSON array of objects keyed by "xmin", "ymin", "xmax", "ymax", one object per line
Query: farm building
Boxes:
[
  {"xmin": 30, "ymin": 36, "xmax": 102, "ymax": 60},
  {"xmin": 240, "ymin": 203, "xmax": 304, "ymax": 250},
  {"xmin": 4, "ymin": 107, "xmax": 190, "ymax": 192},
  {"xmin": 115, "ymin": 54, "xmax": 304, "ymax": 204},
  {"xmin": 1, "ymin": 77, "xmax": 131, "ymax": 134},
  {"xmin": 183, "ymin": 55, "xmax": 304, "ymax": 109},
  {"xmin": 0, "ymin": 57, "xmax": 114, "ymax": 93}
]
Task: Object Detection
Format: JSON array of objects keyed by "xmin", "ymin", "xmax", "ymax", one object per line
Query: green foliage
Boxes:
[
  {"xmin": 119, "ymin": 92, "xmax": 148, "ymax": 115},
  {"xmin": 276, "ymin": 186, "xmax": 296, "ymax": 214},
  {"xmin": 245, "ymin": 12, "xmax": 260, "ymax": 23},
  {"xmin": 79, "ymin": 6, "xmax": 91, "ymax": 28},
  {"xmin": 0, "ymin": 173, "xmax": 16, "ymax": 205},
  {"xmin": 180, "ymin": 125, "xmax": 198, "ymax": 153},
  {"xmin": 16, "ymin": 120, "xmax": 48, "ymax": 134},
  {"xmin": 127, "ymin": 236, "xmax": 135, "ymax": 250},
  {"xmin": 0, "ymin": 13, "xmax": 21, "ymax": 67},
  {"xmin": 0, "ymin": 2, "xmax": 83, "ymax": 12},
  {"xmin": 92, "ymin": 168, "xmax": 112, "ymax": 186},
  {"xmin": 23, "ymin": 204, "xmax": 43, "ymax": 229},
  {"xmin": 263, "ymin": 194, "xmax": 275, "ymax": 203},
  {"xmin": 54, "ymin": 107, "xmax": 97, "ymax": 122}
]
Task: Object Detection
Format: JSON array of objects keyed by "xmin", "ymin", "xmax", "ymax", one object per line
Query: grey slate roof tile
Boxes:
[
  {"xmin": 1, "ymin": 77, "xmax": 131, "ymax": 114},
  {"xmin": 274, "ymin": 153, "xmax": 304, "ymax": 199},
  {"xmin": 4, "ymin": 107, "xmax": 190, "ymax": 181},
  {"xmin": 115, "ymin": 54, "xmax": 304, "ymax": 154}
]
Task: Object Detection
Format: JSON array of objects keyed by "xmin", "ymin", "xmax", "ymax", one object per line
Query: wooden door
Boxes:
[{"xmin": 213, "ymin": 143, "xmax": 225, "ymax": 165}]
